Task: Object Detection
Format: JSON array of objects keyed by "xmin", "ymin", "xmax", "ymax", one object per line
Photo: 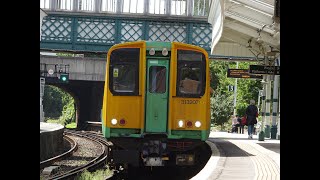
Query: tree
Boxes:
[
  {"xmin": 59, "ymin": 97, "xmax": 75, "ymax": 125},
  {"xmin": 209, "ymin": 60, "xmax": 234, "ymax": 95},
  {"xmin": 43, "ymin": 85, "xmax": 65, "ymax": 117},
  {"xmin": 211, "ymin": 91, "xmax": 233, "ymax": 130},
  {"xmin": 43, "ymin": 85, "xmax": 75, "ymax": 125}
]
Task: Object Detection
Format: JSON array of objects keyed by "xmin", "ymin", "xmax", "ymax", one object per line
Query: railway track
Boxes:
[
  {"xmin": 40, "ymin": 135, "xmax": 78, "ymax": 169},
  {"xmin": 40, "ymin": 129, "xmax": 113, "ymax": 180}
]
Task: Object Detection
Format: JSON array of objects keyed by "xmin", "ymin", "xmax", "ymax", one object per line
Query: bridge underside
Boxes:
[{"xmin": 48, "ymin": 80, "xmax": 104, "ymax": 127}]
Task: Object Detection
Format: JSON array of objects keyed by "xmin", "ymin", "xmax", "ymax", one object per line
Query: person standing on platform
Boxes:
[
  {"xmin": 237, "ymin": 115, "xmax": 244, "ymax": 134},
  {"xmin": 245, "ymin": 100, "xmax": 258, "ymax": 139},
  {"xmin": 231, "ymin": 115, "xmax": 239, "ymax": 133}
]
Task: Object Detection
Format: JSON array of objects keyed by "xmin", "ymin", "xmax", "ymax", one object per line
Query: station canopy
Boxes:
[{"xmin": 208, "ymin": 0, "xmax": 280, "ymax": 57}]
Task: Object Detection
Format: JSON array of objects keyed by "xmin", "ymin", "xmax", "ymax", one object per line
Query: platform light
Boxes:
[
  {"xmin": 195, "ymin": 121, "xmax": 201, "ymax": 128},
  {"xmin": 178, "ymin": 120, "xmax": 184, "ymax": 128},
  {"xmin": 149, "ymin": 48, "xmax": 155, "ymax": 55},
  {"xmin": 111, "ymin": 118, "xmax": 117, "ymax": 125},
  {"xmin": 162, "ymin": 48, "xmax": 168, "ymax": 56}
]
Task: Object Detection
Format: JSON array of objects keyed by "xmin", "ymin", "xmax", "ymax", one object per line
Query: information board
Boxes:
[
  {"xmin": 249, "ymin": 65, "xmax": 280, "ymax": 75},
  {"xmin": 227, "ymin": 69, "xmax": 263, "ymax": 79}
]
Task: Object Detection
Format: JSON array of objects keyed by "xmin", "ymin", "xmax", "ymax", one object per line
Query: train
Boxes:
[{"xmin": 102, "ymin": 41, "xmax": 211, "ymax": 168}]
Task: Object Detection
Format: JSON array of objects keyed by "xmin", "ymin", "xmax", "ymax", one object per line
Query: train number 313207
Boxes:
[{"xmin": 181, "ymin": 100, "xmax": 199, "ymax": 104}]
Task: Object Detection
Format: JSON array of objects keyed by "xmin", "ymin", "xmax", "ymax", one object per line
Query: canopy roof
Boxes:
[{"xmin": 209, "ymin": 0, "xmax": 280, "ymax": 57}]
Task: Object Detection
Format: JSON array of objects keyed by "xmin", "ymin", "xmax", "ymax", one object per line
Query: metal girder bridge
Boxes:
[{"xmin": 40, "ymin": 14, "xmax": 212, "ymax": 54}]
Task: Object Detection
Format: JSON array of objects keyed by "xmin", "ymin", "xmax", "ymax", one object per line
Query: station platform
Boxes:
[
  {"xmin": 192, "ymin": 131, "xmax": 280, "ymax": 180},
  {"xmin": 40, "ymin": 122, "xmax": 64, "ymax": 162}
]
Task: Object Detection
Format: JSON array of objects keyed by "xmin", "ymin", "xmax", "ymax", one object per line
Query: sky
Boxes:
[{"xmin": 40, "ymin": 0, "xmax": 189, "ymax": 15}]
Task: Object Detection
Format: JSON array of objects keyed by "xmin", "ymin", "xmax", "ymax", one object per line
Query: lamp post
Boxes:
[
  {"xmin": 271, "ymin": 70, "xmax": 280, "ymax": 139},
  {"xmin": 233, "ymin": 62, "xmax": 239, "ymax": 116},
  {"xmin": 40, "ymin": 78, "xmax": 45, "ymax": 122},
  {"xmin": 258, "ymin": 78, "xmax": 267, "ymax": 141},
  {"xmin": 264, "ymin": 75, "xmax": 272, "ymax": 138},
  {"xmin": 257, "ymin": 90, "xmax": 263, "ymax": 113}
]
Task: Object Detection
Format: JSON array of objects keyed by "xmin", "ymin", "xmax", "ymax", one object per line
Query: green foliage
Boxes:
[
  {"xmin": 211, "ymin": 91, "xmax": 233, "ymax": 130},
  {"xmin": 236, "ymin": 103, "xmax": 247, "ymax": 117},
  {"xmin": 237, "ymin": 79, "xmax": 261, "ymax": 106},
  {"xmin": 65, "ymin": 122, "xmax": 77, "ymax": 129},
  {"xmin": 43, "ymin": 86, "xmax": 65, "ymax": 117},
  {"xmin": 43, "ymin": 85, "xmax": 75, "ymax": 125},
  {"xmin": 228, "ymin": 62, "xmax": 262, "ymax": 105},
  {"xmin": 59, "ymin": 97, "xmax": 75, "ymax": 125},
  {"xmin": 209, "ymin": 61, "xmax": 233, "ymax": 95},
  {"xmin": 78, "ymin": 168, "xmax": 112, "ymax": 180},
  {"xmin": 45, "ymin": 118, "xmax": 62, "ymax": 124}
]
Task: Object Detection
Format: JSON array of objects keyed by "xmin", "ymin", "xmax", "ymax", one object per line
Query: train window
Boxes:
[
  {"xmin": 177, "ymin": 50, "xmax": 206, "ymax": 97},
  {"xmin": 109, "ymin": 48, "xmax": 140, "ymax": 95},
  {"xmin": 179, "ymin": 67, "xmax": 201, "ymax": 94},
  {"xmin": 112, "ymin": 64, "xmax": 136, "ymax": 93},
  {"xmin": 149, "ymin": 66, "xmax": 166, "ymax": 93}
]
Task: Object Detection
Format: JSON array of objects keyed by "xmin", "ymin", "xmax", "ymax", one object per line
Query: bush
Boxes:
[
  {"xmin": 59, "ymin": 98, "xmax": 75, "ymax": 125},
  {"xmin": 211, "ymin": 91, "xmax": 233, "ymax": 130},
  {"xmin": 78, "ymin": 168, "xmax": 112, "ymax": 180}
]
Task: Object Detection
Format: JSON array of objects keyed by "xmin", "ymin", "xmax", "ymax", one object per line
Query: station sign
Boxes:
[
  {"xmin": 48, "ymin": 69, "xmax": 54, "ymax": 75},
  {"xmin": 249, "ymin": 65, "xmax": 280, "ymax": 75},
  {"xmin": 228, "ymin": 85, "xmax": 234, "ymax": 92},
  {"xmin": 227, "ymin": 69, "xmax": 263, "ymax": 79}
]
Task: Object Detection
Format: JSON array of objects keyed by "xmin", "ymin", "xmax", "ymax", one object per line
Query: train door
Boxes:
[{"xmin": 145, "ymin": 59, "xmax": 169, "ymax": 133}]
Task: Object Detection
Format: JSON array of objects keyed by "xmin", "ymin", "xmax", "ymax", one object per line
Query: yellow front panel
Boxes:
[
  {"xmin": 102, "ymin": 41, "xmax": 146, "ymax": 129},
  {"xmin": 169, "ymin": 42, "xmax": 210, "ymax": 131},
  {"xmin": 106, "ymin": 96, "xmax": 142, "ymax": 128}
]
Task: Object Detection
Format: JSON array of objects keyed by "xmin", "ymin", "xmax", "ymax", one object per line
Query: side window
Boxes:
[
  {"xmin": 177, "ymin": 50, "xmax": 206, "ymax": 97},
  {"xmin": 109, "ymin": 48, "xmax": 140, "ymax": 95}
]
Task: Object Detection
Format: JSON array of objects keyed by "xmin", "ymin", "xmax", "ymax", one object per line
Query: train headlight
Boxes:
[
  {"xmin": 111, "ymin": 118, "xmax": 117, "ymax": 125},
  {"xmin": 162, "ymin": 48, "xmax": 168, "ymax": 56},
  {"xmin": 149, "ymin": 48, "xmax": 155, "ymax": 55},
  {"xmin": 178, "ymin": 120, "xmax": 184, "ymax": 128},
  {"xmin": 195, "ymin": 121, "xmax": 201, "ymax": 128}
]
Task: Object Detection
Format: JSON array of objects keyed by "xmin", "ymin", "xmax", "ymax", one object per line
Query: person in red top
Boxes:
[{"xmin": 237, "ymin": 115, "xmax": 244, "ymax": 134}]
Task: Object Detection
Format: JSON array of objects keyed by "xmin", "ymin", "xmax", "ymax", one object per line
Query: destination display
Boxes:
[
  {"xmin": 227, "ymin": 69, "xmax": 263, "ymax": 79},
  {"xmin": 249, "ymin": 65, "xmax": 280, "ymax": 75}
]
